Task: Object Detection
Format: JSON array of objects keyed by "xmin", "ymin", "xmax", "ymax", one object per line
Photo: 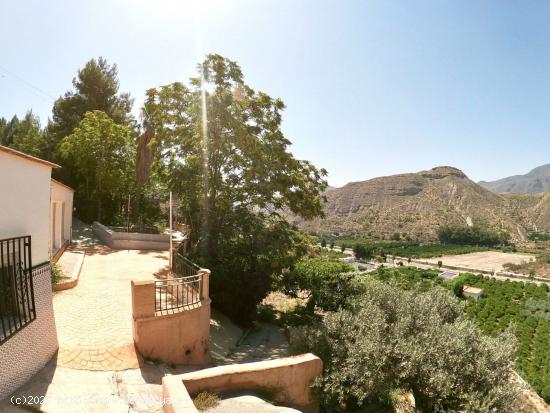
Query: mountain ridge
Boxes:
[
  {"xmin": 479, "ymin": 164, "xmax": 550, "ymax": 194},
  {"xmin": 292, "ymin": 166, "xmax": 550, "ymax": 243}
]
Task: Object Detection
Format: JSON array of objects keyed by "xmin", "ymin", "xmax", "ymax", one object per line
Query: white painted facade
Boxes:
[
  {"xmin": 50, "ymin": 179, "xmax": 74, "ymax": 254},
  {"xmin": 0, "ymin": 146, "xmax": 63, "ymax": 400},
  {"xmin": 0, "ymin": 148, "xmax": 55, "ymax": 264}
]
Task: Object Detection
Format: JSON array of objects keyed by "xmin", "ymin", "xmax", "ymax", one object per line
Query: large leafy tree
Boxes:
[
  {"xmin": 59, "ymin": 111, "xmax": 135, "ymax": 223},
  {"xmin": 292, "ymin": 281, "xmax": 521, "ymax": 412},
  {"xmin": 142, "ymin": 54, "xmax": 327, "ymax": 323}
]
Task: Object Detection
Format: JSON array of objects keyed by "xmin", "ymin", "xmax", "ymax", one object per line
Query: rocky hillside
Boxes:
[
  {"xmin": 291, "ymin": 166, "xmax": 550, "ymax": 243},
  {"xmin": 479, "ymin": 164, "xmax": 550, "ymax": 193}
]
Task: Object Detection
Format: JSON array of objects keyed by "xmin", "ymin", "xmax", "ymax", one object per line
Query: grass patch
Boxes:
[{"xmin": 193, "ymin": 391, "xmax": 220, "ymax": 411}]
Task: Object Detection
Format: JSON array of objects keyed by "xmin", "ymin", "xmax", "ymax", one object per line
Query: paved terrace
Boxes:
[{"xmin": 54, "ymin": 245, "xmax": 170, "ymax": 370}]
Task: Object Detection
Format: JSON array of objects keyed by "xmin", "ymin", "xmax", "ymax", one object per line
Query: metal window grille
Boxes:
[{"xmin": 0, "ymin": 236, "xmax": 36, "ymax": 345}]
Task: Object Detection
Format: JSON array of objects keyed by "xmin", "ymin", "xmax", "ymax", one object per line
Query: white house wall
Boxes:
[
  {"xmin": 0, "ymin": 151, "xmax": 52, "ymax": 265},
  {"xmin": 50, "ymin": 181, "xmax": 74, "ymax": 247}
]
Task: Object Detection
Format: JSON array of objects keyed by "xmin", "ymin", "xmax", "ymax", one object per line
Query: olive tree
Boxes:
[{"xmin": 292, "ymin": 281, "xmax": 521, "ymax": 412}]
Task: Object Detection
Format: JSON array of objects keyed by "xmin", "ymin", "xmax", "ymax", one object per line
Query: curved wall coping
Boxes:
[{"xmin": 162, "ymin": 353, "xmax": 322, "ymax": 413}]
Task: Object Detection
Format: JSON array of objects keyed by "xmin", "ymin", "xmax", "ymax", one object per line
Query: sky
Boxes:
[{"xmin": 1, "ymin": 0, "xmax": 549, "ymax": 187}]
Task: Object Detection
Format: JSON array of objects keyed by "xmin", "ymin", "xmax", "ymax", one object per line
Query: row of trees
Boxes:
[
  {"xmin": 2, "ymin": 55, "xmax": 328, "ymax": 325},
  {"xmin": 437, "ymin": 224, "xmax": 510, "ymax": 246}
]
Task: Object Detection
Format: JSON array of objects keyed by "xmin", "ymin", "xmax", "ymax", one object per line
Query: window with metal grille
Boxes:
[{"xmin": 0, "ymin": 236, "xmax": 36, "ymax": 344}]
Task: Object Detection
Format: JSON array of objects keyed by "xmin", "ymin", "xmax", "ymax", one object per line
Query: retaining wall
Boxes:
[
  {"xmin": 131, "ymin": 270, "xmax": 211, "ymax": 365},
  {"xmin": 92, "ymin": 222, "xmax": 170, "ymax": 250},
  {"xmin": 162, "ymin": 353, "xmax": 323, "ymax": 413},
  {"xmin": 0, "ymin": 265, "xmax": 59, "ymax": 400}
]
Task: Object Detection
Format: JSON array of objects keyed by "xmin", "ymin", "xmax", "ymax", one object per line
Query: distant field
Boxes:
[{"xmin": 423, "ymin": 251, "xmax": 535, "ymax": 273}]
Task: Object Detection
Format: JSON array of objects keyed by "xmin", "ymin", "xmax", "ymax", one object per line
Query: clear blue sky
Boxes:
[{"xmin": 1, "ymin": 0, "xmax": 549, "ymax": 187}]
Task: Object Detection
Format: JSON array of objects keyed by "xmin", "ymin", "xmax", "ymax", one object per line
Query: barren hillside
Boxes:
[{"xmin": 291, "ymin": 166, "xmax": 550, "ymax": 243}]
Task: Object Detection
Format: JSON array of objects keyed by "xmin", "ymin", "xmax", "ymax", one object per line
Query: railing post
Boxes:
[
  {"xmin": 131, "ymin": 280, "xmax": 156, "ymax": 319},
  {"xmin": 198, "ymin": 269, "xmax": 210, "ymax": 301}
]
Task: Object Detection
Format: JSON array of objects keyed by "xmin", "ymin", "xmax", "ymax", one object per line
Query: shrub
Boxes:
[
  {"xmin": 193, "ymin": 391, "xmax": 220, "ymax": 410},
  {"xmin": 50, "ymin": 262, "xmax": 63, "ymax": 286},
  {"xmin": 291, "ymin": 282, "xmax": 520, "ymax": 412}
]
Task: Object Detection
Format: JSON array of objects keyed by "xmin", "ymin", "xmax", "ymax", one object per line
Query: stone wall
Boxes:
[{"xmin": 0, "ymin": 265, "xmax": 59, "ymax": 400}]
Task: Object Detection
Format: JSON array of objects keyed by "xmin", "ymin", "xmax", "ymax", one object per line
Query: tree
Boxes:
[
  {"xmin": 8, "ymin": 111, "xmax": 46, "ymax": 158},
  {"xmin": 292, "ymin": 281, "xmax": 520, "ymax": 412},
  {"xmin": 279, "ymin": 258, "xmax": 355, "ymax": 312},
  {"xmin": 320, "ymin": 239, "xmax": 327, "ymax": 248},
  {"xmin": 48, "ymin": 57, "xmax": 133, "ymax": 152},
  {"xmin": 59, "ymin": 111, "xmax": 135, "ymax": 223},
  {"xmin": 437, "ymin": 224, "xmax": 510, "ymax": 246},
  {"xmin": 48, "ymin": 56, "xmax": 134, "ymax": 202},
  {"xmin": 340, "ymin": 243, "xmax": 347, "ymax": 253},
  {"xmin": 142, "ymin": 54, "xmax": 327, "ymax": 324},
  {"xmin": 329, "ymin": 241, "xmax": 335, "ymax": 250},
  {"xmin": 353, "ymin": 244, "xmax": 373, "ymax": 261},
  {"xmin": 0, "ymin": 115, "xmax": 19, "ymax": 147},
  {"xmin": 438, "ymin": 260, "xmax": 443, "ymax": 268}
]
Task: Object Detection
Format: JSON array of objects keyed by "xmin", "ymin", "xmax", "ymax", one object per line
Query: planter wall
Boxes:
[{"xmin": 92, "ymin": 222, "xmax": 170, "ymax": 251}]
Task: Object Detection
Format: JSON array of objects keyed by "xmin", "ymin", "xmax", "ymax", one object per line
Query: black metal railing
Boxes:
[
  {"xmin": 155, "ymin": 274, "xmax": 202, "ymax": 313},
  {"xmin": 0, "ymin": 236, "xmax": 36, "ymax": 345},
  {"xmin": 172, "ymin": 251, "xmax": 201, "ymax": 278}
]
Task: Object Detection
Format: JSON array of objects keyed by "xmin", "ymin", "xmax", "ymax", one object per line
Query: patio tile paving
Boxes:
[{"xmin": 53, "ymin": 245, "xmax": 170, "ymax": 371}]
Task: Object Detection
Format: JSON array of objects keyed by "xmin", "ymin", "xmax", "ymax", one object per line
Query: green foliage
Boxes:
[
  {"xmin": 48, "ymin": 57, "xmax": 135, "ymax": 222},
  {"xmin": 328, "ymin": 238, "xmax": 492, "ymax": 258},
  {"xmin": 144, "ymin": 55, "xmax": 327, "ymax": 325},
  {"xmin": 0, "ymin": 111, "xmax": 47, "ymax": 158},
  {"xmin": 318, "ymin": 249, "xmax": 348, "ymax": 259},
  {"xmin": 292, "ymin": 281, "xmax": 520, "ymax": 412},
  {"xmin": 370, "ymin": 267, "xmax": 550, "ymax": 402},
  {"xmin": 48, "ymin": 57, "xmax": 133, "ymax": 156},
  {"xmin": 197, "ymin": 212, "xmax": 311, "ymax": 325},
  {"xmin": 50, "ymin": 262, "xmax": 63, "ymax": 286},
  {"xmin": 279, "ymin": 257, "xmax": 355, "ymax": 312},
  {"xmin": 528, "ymin": 231, "xmax": 550, "ymax": 242},
  {"xmin": 371, "ymin": 266, "xmax": 441, "ymax": 292},
  {"xmin": 353, "ymin": 243, "xmax": 373, "ymax": 260},
  {"xmin": 320, "ymin": 238, "xmax": 327, "ymax": 248},
  {"xmin": 437, "ymin": 224, "xmax": 510, "ymax": 246},
  {"xmin": 59, "ymin": 111, "xmax": 135, "ymax": 223}
]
